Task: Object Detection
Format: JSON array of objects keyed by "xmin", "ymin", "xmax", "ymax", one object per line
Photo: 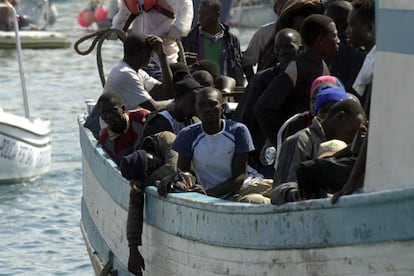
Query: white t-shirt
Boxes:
[
  {"xmin": 111, "ymin": 0, "xmax": 193, "ymax": 64},
  {"xmin": 103, "ymin": 61, "xmax": 160, "ymax": 110},
  {"xmin": 353, "ymin": 45, "xmax": 376, "ymax": 96},
  {"xmin": 172, "ymin": 120, "xmax": 254, "ymax": 190}
]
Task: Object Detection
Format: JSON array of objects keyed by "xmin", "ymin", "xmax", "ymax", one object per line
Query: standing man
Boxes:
[
  {"xmin": 346, "ymin": 0, "xmax": 375, "ymax": 116},
  {"xmin": 111, "ymin": 0, "xmax": 194, "ymax": 65},
  {"xmin": 182, "ymin": 0, "xmax": 244, "ymax": 86}
]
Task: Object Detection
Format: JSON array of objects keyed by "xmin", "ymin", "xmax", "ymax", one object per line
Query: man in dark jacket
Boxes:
[{"xmin": 181, "ymin": 0, "xmax": 244, "ymax": 86}]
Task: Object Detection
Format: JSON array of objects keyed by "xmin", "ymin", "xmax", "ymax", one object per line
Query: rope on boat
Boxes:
[{"xmin": 73, "ymin": 29, "xmax": 126, "ymax": 87}]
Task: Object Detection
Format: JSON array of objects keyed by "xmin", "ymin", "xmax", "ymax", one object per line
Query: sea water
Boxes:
[{"xmin": 0, "ymin": 1, "xmax": 257, "ymax": 274}]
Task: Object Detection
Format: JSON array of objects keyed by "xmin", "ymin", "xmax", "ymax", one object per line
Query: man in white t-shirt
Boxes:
[
  {"xmin": 103, "ymin": 33, "xmax": 174, "ymax": 112},
  {"xmin": 158, "ymin": 87, "xmax": 271, "ymax": 203}
]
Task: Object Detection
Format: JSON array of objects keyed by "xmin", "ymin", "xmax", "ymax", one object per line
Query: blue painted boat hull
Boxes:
[{"xmin": 78, "ymin": 112, "xmax": 414, "ymax": 275}]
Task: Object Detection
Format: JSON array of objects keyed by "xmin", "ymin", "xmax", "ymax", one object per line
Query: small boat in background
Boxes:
[
  {"xmin": 0, "ymin": 30, "xmax": 70, "ymax": 49},
  {"xmin": 0, "ymin": 1, "xmax": 51, "ymax": 183},
  {"xmin": 227, "ymin": 0, "xmax": 276, "ymax": 28},
  {"xmin": 0, "ymin": 0, "xmax": 70, "ymax": 49}
]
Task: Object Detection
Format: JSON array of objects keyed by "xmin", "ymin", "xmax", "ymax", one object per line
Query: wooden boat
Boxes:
[
  {"xmin": 79, "ymin": 0, "xmax": 414, "ymax": 274},
  {"xmin": 0, "ymin": 2, "xmax": 51, "ymax": 183}
]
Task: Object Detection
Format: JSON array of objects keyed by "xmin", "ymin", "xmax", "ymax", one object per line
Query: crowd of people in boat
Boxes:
[{"xmin": 81, "ymin": 0, "xmax": 374, "ymax": 274}]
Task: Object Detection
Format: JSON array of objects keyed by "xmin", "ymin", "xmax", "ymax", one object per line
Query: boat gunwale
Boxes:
[{"xmin": 79, "ymin": 114, "xmax": 414, "ymax": 215}]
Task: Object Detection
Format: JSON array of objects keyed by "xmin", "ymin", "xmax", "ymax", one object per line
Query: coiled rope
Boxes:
[
  {"xmin": 74, "ymin": 29, "xmax": 126, "ymax": 87},
  {"xmin": 74, "ymin": 27, "xmax": 188, "ymax": 88}
]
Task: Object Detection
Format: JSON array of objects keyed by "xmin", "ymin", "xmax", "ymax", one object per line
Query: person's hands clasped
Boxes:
[{"xmin": 146, "ymin": 35, "xmax": 165, "ymax": 57}]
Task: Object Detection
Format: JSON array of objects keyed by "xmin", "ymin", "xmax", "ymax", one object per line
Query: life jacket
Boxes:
[{"xmin": 124, "ymin": 0, "xmax": 175, "ymax": 19}]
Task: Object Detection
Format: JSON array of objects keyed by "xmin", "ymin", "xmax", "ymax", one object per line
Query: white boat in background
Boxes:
[
  {"xmin": 0, "ymin": 2, "xmax": 51, "ymax": 183},
  {"xmin": 78, "ymin": 0, "xmax": 414, "ymax": 275},
  {"xmin": 0, "ymin": 30, "xmax": 70, "ymax": 49},
  {"xmin": 227, "ymin": 0, "xmax": 276, "ymax": 28},
  {"xmin": 0, "ymin": 0, "xmax": 70, "ymax": 49}
]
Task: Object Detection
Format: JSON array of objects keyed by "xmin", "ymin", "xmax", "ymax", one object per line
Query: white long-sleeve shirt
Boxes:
[{"xmin": 112, "ymin": 0, "xmax": 193, "ymax": 64}]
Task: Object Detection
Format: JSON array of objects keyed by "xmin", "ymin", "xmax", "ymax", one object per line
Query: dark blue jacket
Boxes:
[{"xmin": 181, "ymin": 24, "xmax": 244, "ymax": 86}]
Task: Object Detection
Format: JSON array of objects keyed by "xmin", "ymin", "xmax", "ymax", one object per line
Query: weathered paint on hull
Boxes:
[{"xmin": 79, "ymin": 114, "xmax": 414, "ymax": 275}]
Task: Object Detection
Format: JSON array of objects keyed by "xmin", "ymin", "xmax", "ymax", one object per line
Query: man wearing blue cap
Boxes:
[
  {"xmin": 273, "ymin": 89, "xmax": 365, "ymax": 187},
  {"xmin": 271, "ymin": 98, "xmax": 366, "ymax": 204}
]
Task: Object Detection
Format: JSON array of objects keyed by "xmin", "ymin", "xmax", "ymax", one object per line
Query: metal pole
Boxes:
[
  {"xmin": 3, "ymin": 1, "xmax": 30, "ymax": 118},
  {"xmin": 40, "ymin": 0, "xmax": 49, "ymax": 30}
]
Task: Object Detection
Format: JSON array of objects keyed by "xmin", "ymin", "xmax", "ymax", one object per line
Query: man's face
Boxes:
[
  {"xmin": 346, "ymin": 9, "xmax": 370, "ymax": 48},
  {"xmin": 99, "ymin": 100, "xmax": 125, "ymax": 133},
  {"xmin": 198, "ymin": 3, "xmax": 219, "ymax": 30},
  {"xmin": 137, "ymin": 47, "xmax": 152, "ymax": 66},
  {"xmin": 336, "ymin": 112, "xmax": 365, "ymax": 144},
  {"xmin": 274, "ymin": 32, "xmax": 300, "ymax": 65},
  {"xmin": 321, "ymin": 22, "xmax": 340, "ymax": 58},
  {"xmin": 196, "ymin": 90, "xmax": 223, "ymax": 125}
]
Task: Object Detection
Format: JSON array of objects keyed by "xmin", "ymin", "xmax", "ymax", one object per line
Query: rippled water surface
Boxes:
[{"xmin": 0, "ymin": 1, "xmax": 255, "ymax": 275}]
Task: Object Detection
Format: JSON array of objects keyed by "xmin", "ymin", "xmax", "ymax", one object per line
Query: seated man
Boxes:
[
  {"xmin": 273, "ymin": 89, "xmax": 359, "ymax": 186},
  {"xmin": 158, "ymin": 87, "xmax": 271, "ymax": 203},
  {"xmin": 271, "ymin": 99, "xmax": 366, "ymax": 205},
  {"xmin": 103, "ymin": 33, "xmax": 174, "ymax": 112},
  {"xmin": 135, "ymin": 77, "xmax": 202, "ymax": 147},
  {"xmin": 97, "ymin": 92, "xmax": 150, "ymax": 164},
  {"xmin": 262, "ymin": 75, "xmax": 345, "ymax": 170},
  {"xmin": 182, "ymin": 0, "xmax": 244, "ymax": 86}
]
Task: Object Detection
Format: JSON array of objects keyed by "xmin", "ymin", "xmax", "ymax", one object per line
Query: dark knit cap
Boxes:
[
  {"xmin": 119, "ymin": 150, "xmax": 148, "ymax": 181},
  {"xmin": 174, "ymin": 77, "xmax": 202, "ymax": 96},
  {"xmin": 190, "ymin": 59, "xmax": 219, "ymax": 80}
]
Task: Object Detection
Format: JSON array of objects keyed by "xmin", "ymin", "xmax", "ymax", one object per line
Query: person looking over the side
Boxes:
[
  {"xmin": 254, "ymin": 14, "xmax": 339, "ymax": 148},
  {"xmin": 97, "ymin": 92, "xmax": 150, "ymax": 164},
  {"xmin": 158, "ymin": 87, "xmax": 271, "ymax": 203},
  {"xmin": 119, "ymin": 131, "xmax": 179, "ymax": 276},
  {"xmin": 232, "ymin": 28, "xmax": 302, "ymax": 177},
  {"xmin": 103, "ymin": 33, "xmax": 174, "ymax": 112},
  {"xmin": 182, "ymin": 0, "xmax": 244, "ymax": 86}
]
